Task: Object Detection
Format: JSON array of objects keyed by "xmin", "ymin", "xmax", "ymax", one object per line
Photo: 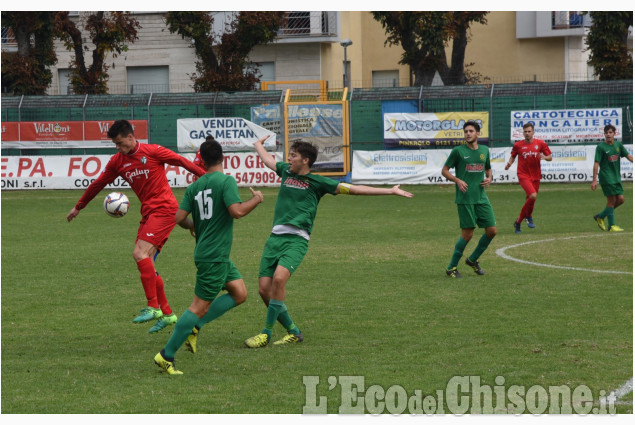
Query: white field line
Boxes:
[
  {"xmin": 495, "ymin": 234, "xmax": 633, "ymax": 275},
  {"xmin": 601, "ymin": 378, "xmax": 634, "ymax": 406}
]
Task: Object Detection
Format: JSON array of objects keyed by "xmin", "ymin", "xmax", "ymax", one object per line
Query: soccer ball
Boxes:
[{"xmin": 104, "ymin": 192, "xmax": 130, "ymax": 218}]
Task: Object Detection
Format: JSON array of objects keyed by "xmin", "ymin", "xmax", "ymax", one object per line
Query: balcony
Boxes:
[
  {"xmin": 276, "ymin": 11, "xmax": 338, "ymax": 43},
  {"xmin": 551, "ymin": 11, "xmax": 591, "ymax": 30},
  {"xmin": 1, "ymin": 27, "xmax": 17, "ymax": 52}
]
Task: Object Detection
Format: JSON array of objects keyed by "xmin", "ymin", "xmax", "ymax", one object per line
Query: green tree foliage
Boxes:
[
  {"xmin": 1, "ymin": 11, "xmax": 57, "ymax": 95},
  {"xmin": 165, "ymin": 11, "xmax": 285, "ymax": 92},
  {"xmin": 586, "ymin": 12, "xmax": 633, "ymax": 80},
  {"xmin": 372, "ymin": 11, "xmax": 488, "ymax": 86},
  {"xmin": 55, "ymin": 11, "xmax": 140, "ymax": 94}
]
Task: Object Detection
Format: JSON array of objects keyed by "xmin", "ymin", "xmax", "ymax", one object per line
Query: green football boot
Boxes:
[
  {"xmin": 148, "ymin": 313, "xmax": 177, "ymax": 334},
  {"xmin": 133, "ymin": 307, "xmax": 163, "ymax": 323}
]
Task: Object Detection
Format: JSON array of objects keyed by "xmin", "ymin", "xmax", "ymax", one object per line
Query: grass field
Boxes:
[{"xmin": 1, "ymin": 182, "xmax": 632, "ymax": 414}]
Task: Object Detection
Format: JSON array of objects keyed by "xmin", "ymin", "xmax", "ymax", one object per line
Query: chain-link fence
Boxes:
[{"xmin": 2, "ymin": 80, "xmax": 632, "ymax": 156}]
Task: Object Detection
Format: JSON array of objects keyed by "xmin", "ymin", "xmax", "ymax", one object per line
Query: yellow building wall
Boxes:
[
  {"xmin": 322, "ymin": 11, "xmax": 567, "ymax": 87},
  {"xmin": 465, "ymin": 11, "xmax": 566, "ymax": 82}
]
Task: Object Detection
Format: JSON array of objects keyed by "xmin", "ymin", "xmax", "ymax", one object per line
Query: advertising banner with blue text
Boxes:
[
  {"xmin": 383, "ymin": 112, "xmax": 489, "ymax": 149},
  {"xmin": 176, "ymin": 118, "xmax": 276, "ymax": 152},
  {"xmin": 352, "ymin": 145, "xmax": 632, "ymax": 185},
  {"xmin": 510, "ymin": 108, "xmax": 622, "ymax": 143}
]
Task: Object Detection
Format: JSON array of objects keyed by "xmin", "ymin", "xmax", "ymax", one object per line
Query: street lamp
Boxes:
[{"xmin": 340, "ymin": 39, "xmax": 353, "ymax": 89}]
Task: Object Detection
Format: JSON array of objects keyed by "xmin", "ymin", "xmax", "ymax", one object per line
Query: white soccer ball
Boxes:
[{"xmin": 104, "ymin": 192, "xmax": 130, "ymax": 218}]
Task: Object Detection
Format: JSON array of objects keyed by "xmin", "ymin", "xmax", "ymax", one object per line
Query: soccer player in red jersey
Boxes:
[
  {"xmin": 505, "ymin": 123, "xmax": 552, "ymax": 234},
  {"xmin": 67, "ymin": 120, "xmax": 205, "ymax": 333}
]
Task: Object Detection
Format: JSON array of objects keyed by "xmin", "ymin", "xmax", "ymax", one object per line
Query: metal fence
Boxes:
[{"xmin": 2, "ymin": 80, "xmax": 632, "ymax": 156}]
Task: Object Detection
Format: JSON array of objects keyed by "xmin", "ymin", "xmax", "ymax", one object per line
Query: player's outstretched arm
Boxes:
[
  {"xmin": 228, "ymin": 187, "xmax": 264, "ymax": 218},
  {"xmin": 336, "ymin": 183, "xmax": 413, "ymax": 198},
  {"xmin": 627, "ymin": 154, "xmax": 634, "ymax": 163},
  {"xmin": 253, "ymin": 135, "xmax": 276, "ymax": 171},
  {"xmin": 175, "ymin": 209, "xmax": 195, "ymax": 238},
  {"xmin": 66, "ymin": 207, "xmax": 80, "ymax": 222}
]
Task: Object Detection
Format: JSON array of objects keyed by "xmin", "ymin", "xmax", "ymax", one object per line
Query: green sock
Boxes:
[
  {"xmin": 262, "ymin": 299, "xmax": 284, "ymax": 336},
  {"xmin": 468, "ymin": 234, "xmax": 494, "ymax": 262},
  {"xmin": 606, "ymin": 207, "xmax": 615, "ymax": 227},
  {"xmin": 448, "ymin": 237, "xmax": 469, "ymax": 269},
  {"xmin": 277, "ymin": 303, "xmax": 300, "ymax": 335},
  {"xmin": 164, "ymin": 309, "xmax": 199, "ymax": 359},
  {"xmin": 598, "ymin": 206, "xmax": 613, "ymax": 219},
  {"xmin": 197, "ymin": 294, "xmax": 237, "ymax": 328}
]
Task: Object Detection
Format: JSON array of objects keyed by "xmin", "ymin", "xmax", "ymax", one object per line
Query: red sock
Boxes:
[
  {"xmin": 136, "ymin": 258, "xmax": 159, "ymax": 308},
  {"xmin": 526, "ymin": 198, "xmax": 536, "ymax": 217},
  {"xmin": 155, "ymin": 274, "xmax": 172, "ymax": 315},
  {"xmin": 518, "ymin": 198, "xmax": 536, "ymax": 223}
]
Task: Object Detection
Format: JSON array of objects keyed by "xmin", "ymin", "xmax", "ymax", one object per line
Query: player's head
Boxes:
[
  {"xmin": 463, "ymin": 121, "xmax": 480, "ymax": 144},
  {"xmin": 604, "ymin": 124, "xmax": 616, "ymax": 135},
  {"xmin": 522, "ymin": 122, "xmax": 535, "ymax": 141},
  {"xmin": 108, "ymin": 120, "xmax": 137, "ymax": 154},
  {"xmin": 107, "ymin": 120, "xmax": 134, "ymax": 139},
  {"xmin": 290, "ymin": 140, "xmax": 318, "ymax": 168},
  {"xmin": 199, "ymin": 136, "xmax": 223, "ymax": 169}
]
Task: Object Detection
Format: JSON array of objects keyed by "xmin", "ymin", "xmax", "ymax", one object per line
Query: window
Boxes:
[
  {"xmin": 126, "ymin": 66, "xmax": 169, "ymax": 94},
  {"xmin": 59, "ymin": 69, "xmax": 72, "ymax": 95},
  {"xmin": 372, "ymin": 70, "xmax": 400, "ymax": 88},
  {"xmin": 256, "ymin": 62, "xmax": 275, "ymax": 82}
]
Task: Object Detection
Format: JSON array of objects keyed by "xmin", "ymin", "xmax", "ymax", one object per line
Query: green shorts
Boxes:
[
  {"xmin": 194, "ymin": 260, "xmax": 242, "ymax": 301},
  {"xmin": 259, "ymin": 233, "xmax": 309, "ymax": 278},
  {"xmin": 601, "ymin": 182, "xmax": 624, "ymax": 197},
  {"xmin": 457, "ymin": 202, "xmax": 496, "ymax": 229}
]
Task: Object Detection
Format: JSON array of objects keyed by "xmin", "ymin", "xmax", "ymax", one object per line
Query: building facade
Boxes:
[{"xmin": 2, "ymin": 11, "xmax": 621, "ymax": 95}]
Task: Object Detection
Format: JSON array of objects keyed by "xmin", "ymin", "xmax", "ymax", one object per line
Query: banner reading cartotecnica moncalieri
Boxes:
[
  {"xmin": 383, "ymin": 112, "xmax": 489, "ymax": 149},
  {"xmin": 176, "ymin": 118, "xmax": 276, "ymax": 152},
  {"xmin": 510, "ymin": 108, "xmax": 622, "ymax": 144}
]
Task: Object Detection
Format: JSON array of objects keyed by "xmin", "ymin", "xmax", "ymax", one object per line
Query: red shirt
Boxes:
[
  {"xmin": 510, "ymin": 138, "xmax": 551, "ymax": 180},
  {"xmin": 75, "ymin": 143, "xmax": 205, "ymax": 217},
  {"xmin": 193, "ymin": 150, "xmax": 207, "ymax": 174}
]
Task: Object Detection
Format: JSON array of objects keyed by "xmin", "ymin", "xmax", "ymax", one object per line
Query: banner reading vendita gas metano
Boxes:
[
  {"xmin": 510, "ymin": 108, "xmax": 622, "ymax": 144},
  {"xmin": 383, "ymin": 112, "xmax": 489, "ymax": 149},
  {"xmin": 177, "ymin": 118, "xmax": 276, "ymax": 152}
]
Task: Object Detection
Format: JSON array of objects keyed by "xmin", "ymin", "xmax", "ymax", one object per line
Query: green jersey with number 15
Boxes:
[{"xmin": 179, "ymin": 172, "xmax": 242, "ymax": 263}]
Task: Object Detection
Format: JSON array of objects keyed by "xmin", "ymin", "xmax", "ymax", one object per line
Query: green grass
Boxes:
[{"xmin": 1, "ymin": 183, "xmax": 632, "ymax": 414}]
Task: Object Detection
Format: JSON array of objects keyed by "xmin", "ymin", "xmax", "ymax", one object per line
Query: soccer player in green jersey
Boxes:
[
  {"xmin": 441, "ymin": 120, "xmax": 497, "ymax": 278},
  {"xmin": 154, "ymin": 137, "xmax": 264, "ymax": 375},
  {"xmin": 591, "ymin": 124, "xmax": 633, "ymax": 232},
  {"xmin": 244, "ymin": 137, "xmax": 413, "ymax": 348}
]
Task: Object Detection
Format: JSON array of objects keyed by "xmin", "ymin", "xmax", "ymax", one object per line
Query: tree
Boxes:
[
  {"xmin": 1, "ymin": 11, "xmax": 57, "ymax": 95},
  {"xmin": 372, "ymin": 12, "xmax": 488, "ymax": 86},
  {"xmin": 54, "ymin": 11, "xmax": 140, "ymax": 94},
  {"xmin": 586, "ymin": 12, "xmax": 633, "ymax": 80},
  {"xmin": 165, "ymin": 11, "xmax": 285, "ymax": 92}
]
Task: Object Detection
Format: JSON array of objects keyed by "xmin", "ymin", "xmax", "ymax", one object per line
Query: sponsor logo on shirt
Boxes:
[
  {"xmin": 465, "ymin": 163, "xmax": 485, "ymax": 172},
  {"xmin": 283, "ymin": 176, "xmax": 310, "ymax": 189},
  {"xmin": 608, "ymin": 154, "xmax": 619, "ymax": 162},
  {"xmin": 125, "ymin": 168, "xmax": 151, "ymax": 181},
  {"xmin": 521, "ymin": 151, "xmax": 539, "ymax": 159}
]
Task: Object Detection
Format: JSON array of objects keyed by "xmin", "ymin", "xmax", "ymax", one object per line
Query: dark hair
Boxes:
[
  {"xmin": 107, "ymin": 120, "xmax": 134, "ymax": 139},
  {"xmin": 522, "ymin": 122, "xmax": 534, "ymax": 130},
  {"xmin": 199, "ymin": 137, "xmax": 223, "ymax": 168},
  {"xmin": 604, "ymin": 124, "xmax": 616, "ymax": 133},
  {"xmin": 463, "ymin": 120, "xmax": 480, "ymax": 132},
  {"xmin": 291, "ymin": 140, "xmax": 318, "ymax": 167}
]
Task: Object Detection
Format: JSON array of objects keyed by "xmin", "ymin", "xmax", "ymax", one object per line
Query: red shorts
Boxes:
[
  {"xmin": 518, "ymin": 178, "xmax": 540, "ymax": 197},
  {"xmin": 136, "ymin": 211, "xmax": 177, "ymax": 251}
]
